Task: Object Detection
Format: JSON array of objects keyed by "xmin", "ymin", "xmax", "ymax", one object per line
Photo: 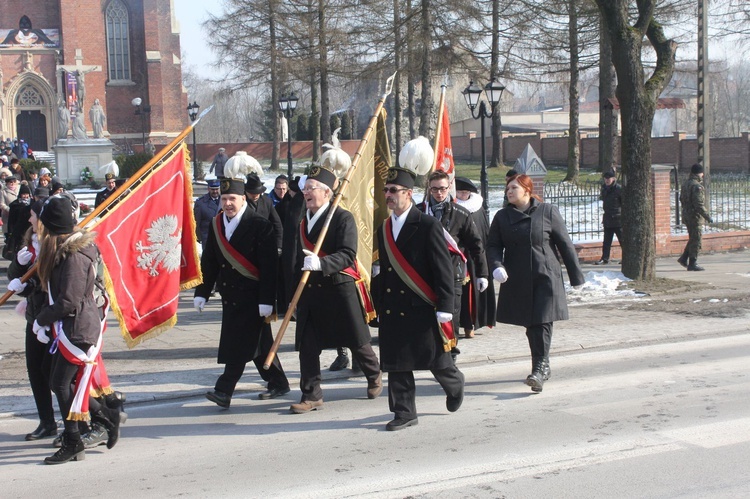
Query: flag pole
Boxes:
[
  {"xmin": 0, "ymin": 106, "xmax": 214, "ymax": 307},
  {"xmin": 263, "ymin": 72, "xmax": 396, "ymax": 370},
  {"xmin": 420, "ymin": 80, "xmax": 448, "ymax": 204}
]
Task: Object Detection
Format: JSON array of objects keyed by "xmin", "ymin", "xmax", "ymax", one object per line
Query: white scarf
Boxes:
[
  {"xmin": 223, "ymin": 202, "xmax": 248, "ymax": 241},
  {"xmin": 390, "ymin": 204, "xmax": 412, "ymax": 240},
  {"xmin": 306, "ymin": 201, "xmax": 330, "ymax": 234}
]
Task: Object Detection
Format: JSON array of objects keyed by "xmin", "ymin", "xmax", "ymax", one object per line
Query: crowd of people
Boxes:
[{"xmin": 4, "ymin": 140, "xmax": 714, "ymax": 464}]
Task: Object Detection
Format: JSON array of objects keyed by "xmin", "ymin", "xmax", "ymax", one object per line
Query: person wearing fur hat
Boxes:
[
  {"xmin": 194, "ymin": 177, "xmax": 290, "ymax": 407},
  {"xmin": 289, "ymin": 166, "xmax": 382, "ymax": 414},
  {"xmin": 34, "ymin": 196, "xmax": 121, "ymax": 463},
  {"xmin": 375, "ymin": 166, "xmax": 465, "ymax": 431},
  {"xmin": 454, "ymin": 176, "xmax": 496, "ymax": 337},
  {"xmin": 417, "ymin": 170, "xmax": 488, "ymax": 355},
  {"xmin": 94, "ymin": 173, "xmax": 118, "ymax": 208},
  {"xmin": 678, "ymin": 163, "xmax": 713, "ymax": 271}
]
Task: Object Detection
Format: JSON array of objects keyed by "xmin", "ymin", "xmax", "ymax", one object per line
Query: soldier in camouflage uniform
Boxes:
[{"xmin": 678, "ymin": 163, "xmax": 713, "ymax": 271}]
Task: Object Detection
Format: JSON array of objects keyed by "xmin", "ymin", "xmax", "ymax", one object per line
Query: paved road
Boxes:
[{"xmin": 2, "ymin": 333, "xmax": 749, "ymax": 498}]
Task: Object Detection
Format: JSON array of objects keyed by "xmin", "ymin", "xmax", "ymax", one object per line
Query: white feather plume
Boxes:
[
  {"xmin": 98, "ymin": 160, "xmax": 119, "ymax": 178},
  {"xmin": 224, "ymin": 151, "xmax": 263, "ymax": 180},
  {"xmin": 399, "ymin": 136, "xmax": 434, "ymax": 176},
  {"xmin": 320, "ymin": 128, "xmax": 351, "ymax": 178}
]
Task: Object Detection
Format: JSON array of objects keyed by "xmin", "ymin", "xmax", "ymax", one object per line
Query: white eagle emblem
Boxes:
[{"xmin": 135, "ymin": 215, "xmax": 182, "ymax": 276}]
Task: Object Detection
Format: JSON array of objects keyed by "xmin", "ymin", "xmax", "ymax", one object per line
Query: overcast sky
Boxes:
[{"xmin": 173, "ymin": 0, "xmax": 223, "ymax": 70}]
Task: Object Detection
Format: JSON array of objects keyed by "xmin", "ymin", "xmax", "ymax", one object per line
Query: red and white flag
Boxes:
[
  {"xmin": 434, "ymin": 100, "xmax": 454, "ymax": 177},
  {"xmin": 94, "ymin": 144, "xmax": 202, "ymax": 347}
]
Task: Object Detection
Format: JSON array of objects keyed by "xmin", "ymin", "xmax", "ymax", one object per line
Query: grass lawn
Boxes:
[{"xmin": 453, "ymin": 162, "xmax": 603, "ymax": 186}]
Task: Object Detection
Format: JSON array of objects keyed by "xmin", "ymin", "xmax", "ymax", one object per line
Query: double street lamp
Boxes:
[
  {"xmin": 131, "ymin": 97, "xmax": 151, "ymax": 151},
  {"xmin": 463, "ymin": 78, "xmax": 505, "ymax": 218},
  {"xmin": 278, "ymin": 93, "xmax": 299, "ymax": 178},
  {"xmin": 187, "ymin": 101, "xmax": 200, "ymax": 180}
]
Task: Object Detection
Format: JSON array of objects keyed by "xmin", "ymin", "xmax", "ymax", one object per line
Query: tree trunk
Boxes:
[
  {"xmin": 318, "ymin": 0, "xmax": 331, "ymax": 145},
  {"xmin": 489, "ymin": 0, "xmax": 502, "ymax": 168},
  {"xmin": 417, "ymin": 0, "xmax": 433, "ymax": 138},
  {"xmin": 392, "ymin": 0, "xmax": 403, "ymax": 160},
  {"xmin": 309, "ymin": 67, "xmax": 320, "ymax": 163},
  {"xmin": 269, "ymin": 0, "xmax": 280, "ymax": 171},
  {"xmin": 598, "ymin": 16, "xmax": 616, "ymax": 174},
  {"xmin": 564, "ymin": 0, "xmax": 580, "ymax": 183},
  {"xmin": 596, "ymin": 0, "xmax": 677, "ymax": 281}
]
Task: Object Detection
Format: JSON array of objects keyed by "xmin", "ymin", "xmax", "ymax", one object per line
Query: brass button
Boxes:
[
  {"xmin": 388, "ymin": 267, "xmax": 393, "ymax": 271},
  {"xmin": 318, "ymin": 284, "xmax": 322, "ymax": 288},
  {"xmin": 307, "ymin": 284, "xmax": 312, "ymax": 288},
  {"xmin": 386, "ymin": 310, "xmax": 391, "ymax": 314},
  {"xmin": 386, "ymin": 288, "xmax": 391, "ymax": 293},
  {"xmin": 399, "ymin": 312, "xmax": 404, "ymax": 316},
  {"xmin": 400, "ymin": 290, "xmax": 405, "ymax": 294}
]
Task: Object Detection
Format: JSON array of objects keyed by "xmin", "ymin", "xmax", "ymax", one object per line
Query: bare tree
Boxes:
[{"xmin": 595, "ymin": 0, "xmax": 677, "ymax": 281}]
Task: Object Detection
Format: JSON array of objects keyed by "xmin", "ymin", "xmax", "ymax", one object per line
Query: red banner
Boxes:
[
  {"xmin": 435, "ymin": 100, "xmax": 454, "ymax": 176},
  {"xmin": 94, "ymin": 145, "xmax": 202, "ymax": 347}
]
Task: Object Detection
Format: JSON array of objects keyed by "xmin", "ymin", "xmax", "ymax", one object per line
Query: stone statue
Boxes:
[
  {"xmin": 75, "ymin": 70, "xmax": 86, "ymax": 109},
  {"xmin": 88, "ymin": 98, "xmax": 106, "ymax": 138},
  {"xmin": 57, "ymin": 98, "xmax": 70, "ymax": 140},
  {"xmin": 71, "ymin": 108, "xmax": 87, "ymax": 140}
]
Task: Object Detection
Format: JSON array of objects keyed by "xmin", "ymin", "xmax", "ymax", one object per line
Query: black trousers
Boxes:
[
  {"xmin": 601, "ymin": 227, "xmax": 622, "ymax": 261},
  {"xmin": 451, "ymin": 280, "xmax": 463, "ymax": 341},
  {"xmin": 387, "ymin": 365, "xmax": 464, "ymax": 420},
  {"xmin": 49, "ymin": 351, "xmax": 83, "ymax": 438},
  {"xmin": 25, "ymin": 322, "xmax": 55, "ymax": 426},
  {"xmin": 298, "ymin": 321, "xmax": 380, "ymax": 402},
  {"xmin": 215, "ymin": 323, "xmax": 288, "ymax": 396},
  {"xmin": 525, "ymin": 322, "xmax": 553, "ymax": 359}
]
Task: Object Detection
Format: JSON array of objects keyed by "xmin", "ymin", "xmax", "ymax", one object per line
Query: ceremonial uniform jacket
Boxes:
[
  {"xmin": 94, "ymin": 187, "xmax": 116, "ymax": 209},
  {"xmin": 195, "ymin": 208, "xmax": 277, "ymax": 364},
  {"xmin": 295, "ymin": 205, "xmax": 371, "ymax": 350},
  {"xmin": 487, "ymin": 199, "xmax": 584, "ymax": 327},
  {"xmin": 248, "ymin": 194, "xmax": 283, "ymax": 251},
  {"xmin": 193, "ymin": 193, "xmax": 221, "ymax": 244},
  {"xmin": 417, "ymin": 198, "xmax": 488, "ymax": 282},
  {"xmin": 375, "ymin": 205, "xmax": 454, "ymax": 372}
]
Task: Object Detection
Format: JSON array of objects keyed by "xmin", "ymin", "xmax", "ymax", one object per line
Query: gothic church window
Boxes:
[
  {"xmin": 105, "ymin": 0, "xmax": 131, "ymax": 81},
  {"xmin": 16, "ymin": 85, "xmax": 44, "ymax": 107}
]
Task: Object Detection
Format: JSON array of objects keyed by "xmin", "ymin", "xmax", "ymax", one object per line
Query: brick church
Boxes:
[{"xmin": 0, "ymin": 1, "xmax": 187, "ymax": 153}]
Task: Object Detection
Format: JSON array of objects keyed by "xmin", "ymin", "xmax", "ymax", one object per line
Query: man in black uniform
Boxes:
[
  {"xmin": 194, "ymin": 177, "xmax": 290, "ymax": 407},
  {"xmin": 418, "ymin": 170, "xmax": 488, "ymax": 360},
  {"xmin": 375, "ymin": 167, "xmax": 465, "ymax": 431},
  {"xmin": 94, "ymin": 173, "xmax": 117, "ymax": 208},
  {"xmin": 290, "ymin": 166, "xmax": 382, "ymax": 414}
]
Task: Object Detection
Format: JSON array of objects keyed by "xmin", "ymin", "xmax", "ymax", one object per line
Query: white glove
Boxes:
[
  {"xmin": 302, "ymin": 249, "xmax": 322, "ymax": 271},
  {"xmin": 371, "ymin": 264, "xmax": 380, "ymax": 278},
  {"xmin": 16, "ymin": 246, "xmax": 33, "ymax": 265},
  {"xmin": 33, "ymin": 320, "xmax": 50, "ymax": 344},
  {"xmin": 8, "ymin": 278, "xmax": 27, "ymax": 293},
  {"xmin": 258, "ymin": 304, "xmax": 273, "ymax": 317},
  {"xmin": 493, "ymin": 267, "xmax": 508, "ymax": 283},
  {"xmin": 476, "ymin": 277, "xmax": 489, "ymax": 292},
  {"xmin": 193, "ymin": 297, "xmax": 206, "ymax": 312},
  {"xmin": 436, "ymin": 311, "xmax": 453, "ymax": 324}
]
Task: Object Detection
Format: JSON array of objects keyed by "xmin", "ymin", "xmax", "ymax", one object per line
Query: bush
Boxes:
[
  {"xmin": 114, "ymin": 152, "xmax": 153, "ymax": 179},
  {"xmin": 20, "ymin": 158, "xmax": 52, "ymax": 176}
]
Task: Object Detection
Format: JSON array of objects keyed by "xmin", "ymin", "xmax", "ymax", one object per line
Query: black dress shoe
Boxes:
[
  {"xmin": 258, "ymin": 386, "xmax": 291, "ymax": 400},
  {"xmin": 329, "ymin": 353, "xmax": 350, "ymax": 371},
  {"xmin": 25, "ymin": 423, "xmax": 58, "ymax": 441},
  {"xmin": 386, "ymin": 417, "xmax": 418, "ymax": 431},
  {"xmin": 446, "ymin": 390, "xmax": 464, "ymax": 412},
  {"xmin": 206, "ymin": 390, "xmax": 231, "ymax": 408}
]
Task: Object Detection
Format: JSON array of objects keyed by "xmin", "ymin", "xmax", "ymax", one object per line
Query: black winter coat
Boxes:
[
  {"xmin": 487, "ymin": 199, "xmax": 584, "ymax": 327},
  {"xmin": 247, "ymin": 195, "xmax": 283, "ymax": 251},
  {"xmin": 295, "ymin": 206, "xmax": 372, "ymax": 350},
  {"xmin": 195, "ymin": 207, "xmax": 277, "ymax": 364},
  {"xmin": 375, "ymin": 206, "xmax": 455, "ymax": 371},
  {"xmin": 600, "ymin": 181, "xmax": 622, "ymax": 229},
  {"xmin": 35, "ymin": 230, "xmax": 102, "ymax": 349}
]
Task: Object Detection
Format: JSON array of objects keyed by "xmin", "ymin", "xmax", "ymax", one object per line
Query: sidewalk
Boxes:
[{"xmin": 1, "ymin": 249, "xmax": 748, "ymax": 419}]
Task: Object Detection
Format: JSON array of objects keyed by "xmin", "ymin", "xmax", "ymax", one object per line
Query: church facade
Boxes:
[{"xmin": 0, "ymin": 1, "xmax": 187, "ymax": 153}]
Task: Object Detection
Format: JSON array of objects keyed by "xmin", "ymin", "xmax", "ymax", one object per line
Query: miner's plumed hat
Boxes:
[
  {"xmin": 385, "ymin": 167, "xmax": 416, "ymax": 189},
  {"xmin": 307, "ymin": 166, "xmax": 337, "ymax": 191},
  {"xmin": 220, "ymin": 178, "xmax": 245, "ymax": 196}
]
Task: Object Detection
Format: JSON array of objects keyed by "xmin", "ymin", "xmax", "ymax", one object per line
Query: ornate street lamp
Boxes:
[
  {"xmin": 187, "ymin": 101, "xmax": 200, "ymax": 180},
  {"xmin": 463, "ymin": 78, "xmax": 505, "ymax": 219},
  {"xmin": 132, "ymin": 97, "xmax": 151, "ymax": 152},
  {"xmin": 278, "ymin": 93, "xmax": 299, "ymax": 178}
]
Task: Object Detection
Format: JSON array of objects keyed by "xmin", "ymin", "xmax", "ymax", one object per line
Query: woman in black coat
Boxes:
[{"xmin": 487, "ymin": 174, "xmax": 584, "ymax": 393}]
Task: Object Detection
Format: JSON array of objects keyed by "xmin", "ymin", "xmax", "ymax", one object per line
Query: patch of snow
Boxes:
[{"xmin": 566, "ymin": 270, "xmax": 646, "ymax": 306}]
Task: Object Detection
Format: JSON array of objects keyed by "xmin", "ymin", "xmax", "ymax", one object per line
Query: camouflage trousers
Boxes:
[{"xmin": 682, "ymin": 219, "xmax": 702, "ymax": 259}]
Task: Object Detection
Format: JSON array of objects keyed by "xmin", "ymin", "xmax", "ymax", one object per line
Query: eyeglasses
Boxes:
[
  {"xmin": 429, "ymin": 186, "xmax": 449, "ymax": 193},
  {"xmin": 382, "ymin": 187, "xmax": 408, "ymax": 194},
  {"xmin": 302, "ymin": 186, "xmax": 326, "ymax": 193}
]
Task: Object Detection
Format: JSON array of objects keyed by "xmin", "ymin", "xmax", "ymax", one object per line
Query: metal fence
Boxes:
[
  {"xmin": 672, "ymin": 172, "xmax": 750, "ymax": 233},
  {"xmin": 543, "ymin": 179, "xmax": 603, "ymax": 241}
]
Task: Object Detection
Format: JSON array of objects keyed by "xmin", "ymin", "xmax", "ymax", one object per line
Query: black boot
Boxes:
[
  {"xmin": 541, "ymin": 357, "xmax": 551, "ymax": 381},
  {"xmin": 92, "ymin": 407, "xmax": 121, "ymax": 449},
  {"xmin": 44, "ymin": 433, "xmax": 85, "ymax": 464},
  {"xmin": 687, "ymin": 258, "xmax": 705, "ymax": 271},
  {"xmin": 677, "ymin": 251, "xmax": 689, "ymax": 268},
  {"xmin": 524, "ymin": 357, "xmax": 545, "ymax": 393}
]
